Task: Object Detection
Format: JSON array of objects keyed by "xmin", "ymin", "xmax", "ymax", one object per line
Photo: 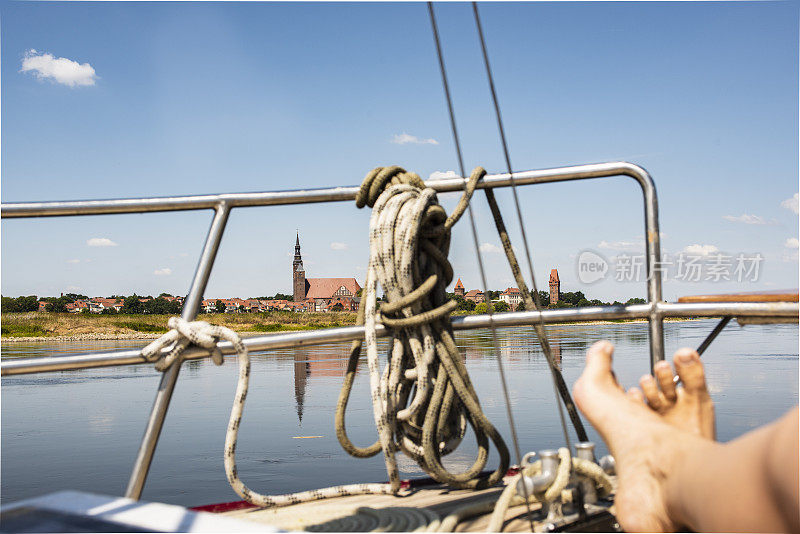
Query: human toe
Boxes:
[
  {"xmin": 583, "ymin": 341, "xmax": 616, "ymax": 383},
  {"xmin": 654, "ymin": 360, "xmax": 677, "ymax": 402},
  {"xmin": 639, "ymin": 374, "xmax": 666, "ymax": 410},
  {"xmin": 673, "ymin": 348, "xmax": 708, "ymax": 396},
  {"xmin": 574, "ymin": 341, "xmax": 619, "ymax": 413}
]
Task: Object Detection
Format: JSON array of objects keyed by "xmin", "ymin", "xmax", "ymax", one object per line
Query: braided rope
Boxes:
[
  {"xmin": 337, "ymin": 166, "xmax": 509, "ymax": 494},
  {"xmin": 143, "ymin": 318, "xmax": 398, "ymax": 508}
]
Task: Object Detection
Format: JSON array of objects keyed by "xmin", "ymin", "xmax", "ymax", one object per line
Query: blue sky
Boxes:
[{"xmin": 2, "ymin": 1, "xmax": 798, "ymax": 301}]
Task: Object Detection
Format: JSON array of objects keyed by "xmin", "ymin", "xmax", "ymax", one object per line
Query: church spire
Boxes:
[
  {"xmin": 293, "ymin": 233, "xmax": 306, "ymax": 302},
  {"xmin": 293, "ymin": 232, "xmax": 303, "ymax": 270}
]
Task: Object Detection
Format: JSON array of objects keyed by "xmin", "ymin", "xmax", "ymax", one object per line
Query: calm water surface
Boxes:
[{"xmin": 2, "ymin": 320, "xmax": 797, "ymax": 507}]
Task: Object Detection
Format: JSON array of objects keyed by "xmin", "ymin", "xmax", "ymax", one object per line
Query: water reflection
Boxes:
[
  {"xmin": 291, "ymin": 346, "xmax": 351, "ymax": 423},
  {"xmin": 294, "ymin": 352, "xmax": 310, "ymax": 422}
]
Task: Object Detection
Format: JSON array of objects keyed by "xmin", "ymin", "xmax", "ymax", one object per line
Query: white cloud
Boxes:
[
  {"xmin": 153, "ymin": 268, "xmax": 172, "ymax": 276},
  {"xmin": 785, "ymin": 238, "xmax": 799, "ymax": 249},
  {"xmin": 391, "ymin": 133, "xmax": 439, "ymax": 145},
  {"xmin": 598, "ymin": 240, "xmax": 642, "ymax": 252},
  {"xmin": 66, "ymin": 285, "xmax": 82, "ymax": 291},
  {"xmin": 87, "ymin": 237, "xmax": 118, "ymax": 247},
  {"xmin": 722, "ymin": 214, "xmax": 772, "ymax": 225},
  {"xmin": 20, "ymin": 49, "xmax": 97, "ymax": 87},
  {"xmin": 66, "ymin": 259, "xmax": 80, "ymax": 264},
  {"xmin": 479, "ymin": 242, "xmax": 502, "ymax": 253},
  {"xmin": 781, "ymin": 193, "xmax": 799, "ymax": 215},
  {"xmin": 429, "ymin": 170, "xmax": 459, "ymax": 180},
  {"xmin": 330, "ymin": 242, "xmax": 348, "ymax": 251},
  {"xmin": 682, "ymin": 244, "xmax": 720, "ymax": 256}
]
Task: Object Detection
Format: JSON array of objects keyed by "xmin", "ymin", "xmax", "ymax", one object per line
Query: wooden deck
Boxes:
[
  {"xmin": 223, "ymin": 476, "xmax": 617, "ymax": 532},
  {"xmin": 678, "ymin": 290, "xmax": 799, "ymax": 303}
]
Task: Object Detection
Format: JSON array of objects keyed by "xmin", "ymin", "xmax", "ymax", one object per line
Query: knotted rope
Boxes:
[
  {"xmin": 143, "ymin": 318, "xmax": 399, "ymax": 508},
  {"xmin": 142, "ymin": 317, "xmax": 234, "ymax": 371},
  {"xmin": 336, "ymin": 166, "xmax": 509, "ymax": 494}
]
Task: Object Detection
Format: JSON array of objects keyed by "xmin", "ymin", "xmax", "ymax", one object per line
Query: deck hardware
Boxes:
[
  {"xmin": 574, "ymin": 442, "xmax": 599, "ymax": 504},
  {"xmin": 599, "ymin": 455, "xmax": 616, "ymax": 476}
]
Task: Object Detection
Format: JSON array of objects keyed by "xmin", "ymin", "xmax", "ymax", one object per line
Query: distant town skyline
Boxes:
[{"xmin": 2, "ymin": 2, "xmax": 797, "ymax": 302}]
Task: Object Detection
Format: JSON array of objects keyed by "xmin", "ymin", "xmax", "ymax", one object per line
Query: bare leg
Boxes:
[{"xmin": 573, "ymin": 341, "xmax": 799, "ymax": 532}]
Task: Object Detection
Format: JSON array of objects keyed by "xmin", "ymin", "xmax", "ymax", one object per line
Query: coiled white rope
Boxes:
[
  {"xmin": 350, "ymin": 167, "xmax": 508, "ymax": 494},
  {"xmin": 143, "ymin": 318, "xmax": 399, "ymax": 509}
]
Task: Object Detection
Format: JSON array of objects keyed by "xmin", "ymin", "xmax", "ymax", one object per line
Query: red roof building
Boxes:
[
  {"xmin": 499, "ymin": 287, "xmax": 522, "ymax": 311},
  {"xmin": 464, "ymin": 289, "xmax": 485, "ymax": 303},
  {"xmin": 305, "ymin": 278, "xmax": 361, "ymax": 300}
]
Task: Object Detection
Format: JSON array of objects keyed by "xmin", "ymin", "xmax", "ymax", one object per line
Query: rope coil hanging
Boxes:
[{"xmin": 337, "ymin": 165, "xmax": 509, "ymax": 493}]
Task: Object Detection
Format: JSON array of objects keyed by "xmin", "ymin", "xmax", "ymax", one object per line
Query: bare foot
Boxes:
[
  {"xmin": 573, "ymin": 341, "xmax": 709, "ymax": 532},
  {"xmin": 635, "ymin": 348, "xmax": 715, "ymax": 439}
]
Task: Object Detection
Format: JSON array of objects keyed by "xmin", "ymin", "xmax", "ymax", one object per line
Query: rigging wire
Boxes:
[
  {"xmin": 427, "ymin": 3, "xmax": 536, "ymax": 531},
  {"xmin": 470, "ymin": 2, "xmax": 584, "ymax": 455}
]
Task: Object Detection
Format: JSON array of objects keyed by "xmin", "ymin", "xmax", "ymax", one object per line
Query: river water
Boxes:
[{"xmin": 1, "ymin": 320, "xmax": 797, "ymax": 507}]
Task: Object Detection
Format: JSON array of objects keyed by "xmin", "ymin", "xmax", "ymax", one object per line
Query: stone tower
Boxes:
[
  {"xmin": 549, "ymin": 269, "xmax": 560, "ymax": 305},
  {"xmin": 293, "ymin": 233, "xmax": 306, "ymax": 302},
  {"xmin": 454, "ymin": 278, "xmax": 465, "ymax": 297}
]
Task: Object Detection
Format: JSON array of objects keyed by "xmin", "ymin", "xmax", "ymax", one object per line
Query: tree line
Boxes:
[
  {"xmin": 448, "ymin": 291, "xmax": 646, "ymax": 312},
  {"xmin": 1, "ymin": 293, "xmax": 183, "ymax": 314},
  {"xmin": 2, "ymin": 291, "xmax": 299, "ymax": 315}
]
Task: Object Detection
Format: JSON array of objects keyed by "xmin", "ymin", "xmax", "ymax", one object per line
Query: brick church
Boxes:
[{"xmin": 292, "ymin": 234, "xmax": 361, "ymax": 312}]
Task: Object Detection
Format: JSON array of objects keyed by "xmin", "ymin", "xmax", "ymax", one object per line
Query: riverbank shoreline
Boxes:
[{"xmin": 1, "ymin": 314, "xmax": 704, "ymax": 343}]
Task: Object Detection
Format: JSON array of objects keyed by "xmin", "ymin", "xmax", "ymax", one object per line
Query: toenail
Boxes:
[{"xmin": 678, "ymin": 351, "xmax": 694, "ymax": 363}]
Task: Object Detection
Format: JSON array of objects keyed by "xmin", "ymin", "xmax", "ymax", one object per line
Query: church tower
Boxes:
[
  {"xmin": 293, "ymin": 233, "xmax": 306, "ymax": 302},
  {"xmin": 549, "ymin": 269, "xmax": 560, "ymax": 305}
]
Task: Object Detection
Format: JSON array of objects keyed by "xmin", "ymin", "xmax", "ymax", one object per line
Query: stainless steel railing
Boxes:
[{"xmin": 3, "ymin": 301, "xmax": 796, "ymax": 377}]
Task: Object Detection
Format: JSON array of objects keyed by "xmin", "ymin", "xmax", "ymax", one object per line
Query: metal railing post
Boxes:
[
  {"xmin": 631, "ymin": 164, "xmax": 665, "ymax": 370},
  {"xmin": 124, "ymin": 202, "xmax": 230, "ymax": 500}
]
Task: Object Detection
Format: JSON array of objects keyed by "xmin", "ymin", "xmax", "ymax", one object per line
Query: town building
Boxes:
[
  {"xmin": 549, "ymin": 269, "xmax": 560, "ymax": 305},
  {"xmin": 291, "ymin": 233, "xmax": 361, "ymax": 312},
  {"xmin": 453, "ymin": 278, "xmax": 465, "ymax": 297},
  {"xmin": 499, "ymin": 287, "xmax": 522, "ymax": 311},
  {"xmin": 464, "ymin": 289, "xmax": 485, "ymax": 304}
]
